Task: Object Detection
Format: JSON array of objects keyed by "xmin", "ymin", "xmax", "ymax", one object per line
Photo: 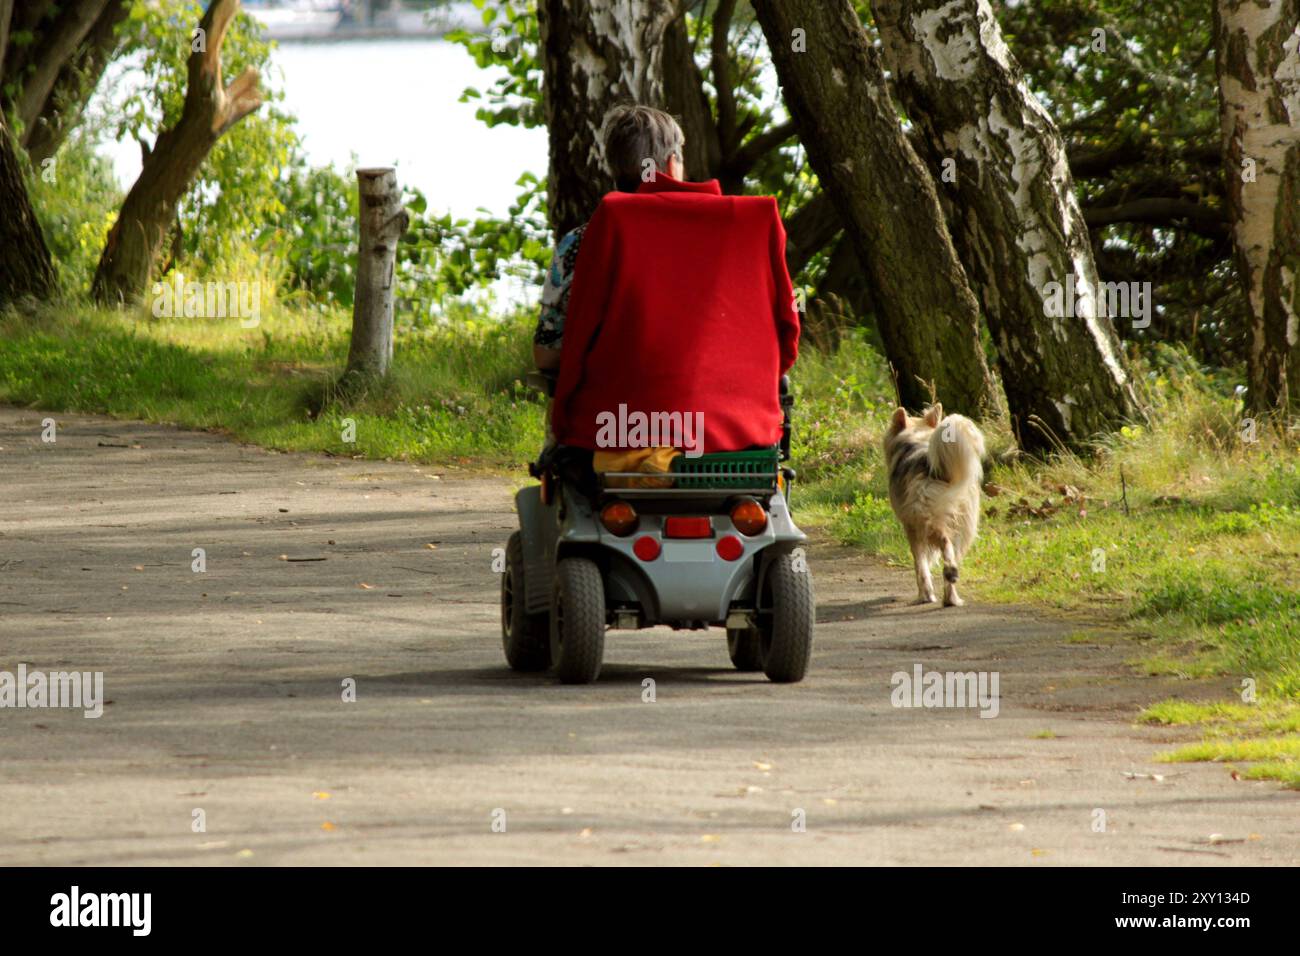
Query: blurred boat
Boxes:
[{"xmin": 243, "ymin": 1, "xmax": 483, "ymax": 41}]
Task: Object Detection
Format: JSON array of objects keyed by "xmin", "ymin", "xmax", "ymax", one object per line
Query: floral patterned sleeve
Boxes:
[{"xmin": 534, "ymin": 223, "xmax": 587, "ymax": 350}]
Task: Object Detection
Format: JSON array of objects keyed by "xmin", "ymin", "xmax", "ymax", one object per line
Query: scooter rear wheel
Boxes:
[
  {"xmin": 550, "ymin": 557, "xmax": 606, "ymax": 684},
  {"xmin": 501, "ymin": 532, "xmax": 550, "ymax": 671},
  {"xmin": 758, "ymin": 552, "xmax": 814, "ymax": 683},
  {"xmin": 726, "ymin": 627, "xmax": 764, "ymax": 672}
]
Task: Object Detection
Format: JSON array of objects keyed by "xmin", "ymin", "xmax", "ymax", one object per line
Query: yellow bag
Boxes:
[{"xmin": 594, "ymin": 447, "xmax": 681, "ymax": 489}]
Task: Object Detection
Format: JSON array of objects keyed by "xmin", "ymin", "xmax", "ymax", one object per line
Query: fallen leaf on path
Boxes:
[
  {"xmin": 359, "ymin": 583, "xmax": 374, "ymax": 589},
  {"xmin": 320, "ymin": 822, "xmax": 337, "ymax": 832},
  {"xmin": 312, "ymin": 792, "xmax": 331, "ymax": 800}
]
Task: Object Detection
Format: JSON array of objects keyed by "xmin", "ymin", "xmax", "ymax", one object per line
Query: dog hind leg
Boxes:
[
  {"xmin": 911, "ymin": 537, "xmax": 937, "ymax": 604},
  {"xmin": 941, "ymin": 535, "xmax": 963, "ymax": 607}
]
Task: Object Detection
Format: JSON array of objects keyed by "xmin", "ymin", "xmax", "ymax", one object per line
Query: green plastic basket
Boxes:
[{"xmin": 670, "ymin": 449, "xmax": 780, "ymax": 489}]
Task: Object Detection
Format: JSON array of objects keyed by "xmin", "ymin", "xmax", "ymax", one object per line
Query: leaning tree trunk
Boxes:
[
  {"xmin": 873, "ymin": 0, "xmax": 1141, "ymax": 451},
  {"xmin": 23, "ymin": 0, "xmax": 129, "ymax": 164},
  {"xmin": 91, "ymin": 0, "xmax": 261, "ymax": 305},
  {"xmin": 11, "ymin": 0, "xmax": 110, "ymax": 140},
  {"xmin": 1215, "ymin": 0, "xmax": 1300, "ymax": 415},
  {"xmin": 346, "ymin": 168, "xmax": 408, "ymax": 379},
  {"xmin": 0, "ymin": 118, "xmax": 55, "ymax": 305},
  {"xmin": 536, "ymin": 0, "xmax": 678, "ymax": 237},
  {"xmin": 0, "ymin": 0, "xmax": 13, "ymax": 83},
  {"xmin": 751, "ymin": 0, "xmax": 995, "ymax": 415}
]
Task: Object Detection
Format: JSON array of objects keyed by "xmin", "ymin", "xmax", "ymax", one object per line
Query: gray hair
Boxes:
[{"xmin": 601, "ymin": 104, "xmax": 685, "ymax": 192}]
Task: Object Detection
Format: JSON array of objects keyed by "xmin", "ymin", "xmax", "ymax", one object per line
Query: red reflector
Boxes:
[
  {"xmin": 715, "ymin": 535, "xmax": 744, "ymax": 561},
  {"xmin": 633, "ymin": 535, "xmax": 661, "ymax": 561},
  {"xmin": 664, "ymin": 516, "xmax": 712, "ymax": 539}
]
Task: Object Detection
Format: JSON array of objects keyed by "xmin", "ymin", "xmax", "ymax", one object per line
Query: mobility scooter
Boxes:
[{"xmin": 500, "ymin": 374, "xmax": 814, "ymax": 684}]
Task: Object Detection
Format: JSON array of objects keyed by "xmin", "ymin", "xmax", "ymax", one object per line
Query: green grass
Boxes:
[
  {"xmin": 1139, "ymin": 698, "xmax": 1300, "ymax": 787},
  {"xmin": 4, "ymin": 303, "xmax": 1298, "ymax": 778},
  {"xmin": 1155, "ymin": 736, "xmax": 1300, "ymax": 788},
  {"xmin": 0, "ymin": 302, "xmax": 546, "ymax": 469},
  {"xmin": 783, "ymin": 335, "xmax": 1300, "ymax": 782},
  {"xmin": 817, "ymin": 346, "xmax": 1300, "ymax": 703}
]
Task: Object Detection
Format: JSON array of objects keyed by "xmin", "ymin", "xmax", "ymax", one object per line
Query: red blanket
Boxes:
[{"xmin": 551, "ymin": 175, "xmax": 799, "ymax": 455}]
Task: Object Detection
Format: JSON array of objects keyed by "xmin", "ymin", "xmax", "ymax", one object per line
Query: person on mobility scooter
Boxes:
[{"xmin": 501, "ymin": 106, "xmax": 813, "ymax": 685}]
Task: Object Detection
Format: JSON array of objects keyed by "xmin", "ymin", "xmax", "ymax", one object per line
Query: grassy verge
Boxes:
[
  {"xmin": 0, "ymin": 302, "xmax": 546, "ymax": 469},
  {"xmin": 3, "ymin": 304, "xmax": 1297, "ymax": 783},
  {"xmin": 796, "ymin": 340, "xmax": 1300, "ymax": 785}
]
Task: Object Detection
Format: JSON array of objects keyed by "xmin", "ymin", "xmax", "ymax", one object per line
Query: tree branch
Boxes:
[
  {"xmin": 725, "ymin": 118, "xmax": 797, "ymax": 180},
  {"xmin": 13, "ymin": 0, "xmax": 109, "ymax": 135},
  {"xmin": 783, "ymin": 191, "xmax": 842, "ymax": 276},
  {"xmin": 23, "ymin": 0, "xmax": 129, "ymax": 163},
  {"xmin": 0, "ymin": 0, "xmax": 14, "ymax": 82},
  {"xmin": 1083, "ymin": 197, "xmax": 1228, "ymax": 238},
  {"xmin": 711, "ymin": 0, "xmax": 739, "ymax": 157}
]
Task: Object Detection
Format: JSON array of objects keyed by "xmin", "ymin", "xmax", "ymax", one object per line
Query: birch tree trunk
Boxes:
[
  {"xmin": 91, "ymin": 0, "xmax": 262, "ymax": 304},
  {"xmin": 537, "ymin": 0, "xmax": 678, "ymax": 237},
  {"xmin": 346, "ymin": 168, "xmax": 408, "ymax": 379},
  {"xmin": 1215, "ymin": 0, "xmax": 1300, "ymax": 415},
  {"xmin": 0, "ymin": 118, "xmax": 55, "ymax": 305},
  {"xmin": 873, "ymin": 0, "xmax": 1141, "ymax": 450},
  {"xmin": 751, "ymin": 0, "xmax": 995, "ymax": 414}
]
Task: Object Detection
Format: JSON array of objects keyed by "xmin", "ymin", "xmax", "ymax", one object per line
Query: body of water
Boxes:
[{"xmin": 97, "ymin": 38, "xmax": 548, "ymax": 223}]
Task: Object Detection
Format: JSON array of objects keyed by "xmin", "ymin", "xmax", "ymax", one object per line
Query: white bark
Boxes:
[
  {"xmin": 346, "ymin": 168, "xmax": 408, "ymax": 379},
  {"xmin": 538, "ymin": 0, "xmax": 677, "ymax": 234},
  {"xmin": 1216, "ymin": 0, "xmax": 1300, "ymax": 411},
  {"xmin": 874, "ymin": 0, "xmax": 1139, "ymax": 448}
]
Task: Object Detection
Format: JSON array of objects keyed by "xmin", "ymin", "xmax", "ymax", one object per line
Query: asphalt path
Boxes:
[{"xmin": 1, "ymin": 407, "xmax": 1295, "ymax": 865}]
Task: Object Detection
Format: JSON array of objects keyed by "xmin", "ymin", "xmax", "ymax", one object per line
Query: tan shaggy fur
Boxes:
[{"xmin": 883, "ymin": 403, "xmax": 986, "ymax": 606}]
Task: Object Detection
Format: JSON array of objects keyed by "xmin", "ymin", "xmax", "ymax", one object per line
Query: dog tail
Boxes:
[{"xmin": 927, "ymin": 413, "xmax": 985, "ymax": 490}]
